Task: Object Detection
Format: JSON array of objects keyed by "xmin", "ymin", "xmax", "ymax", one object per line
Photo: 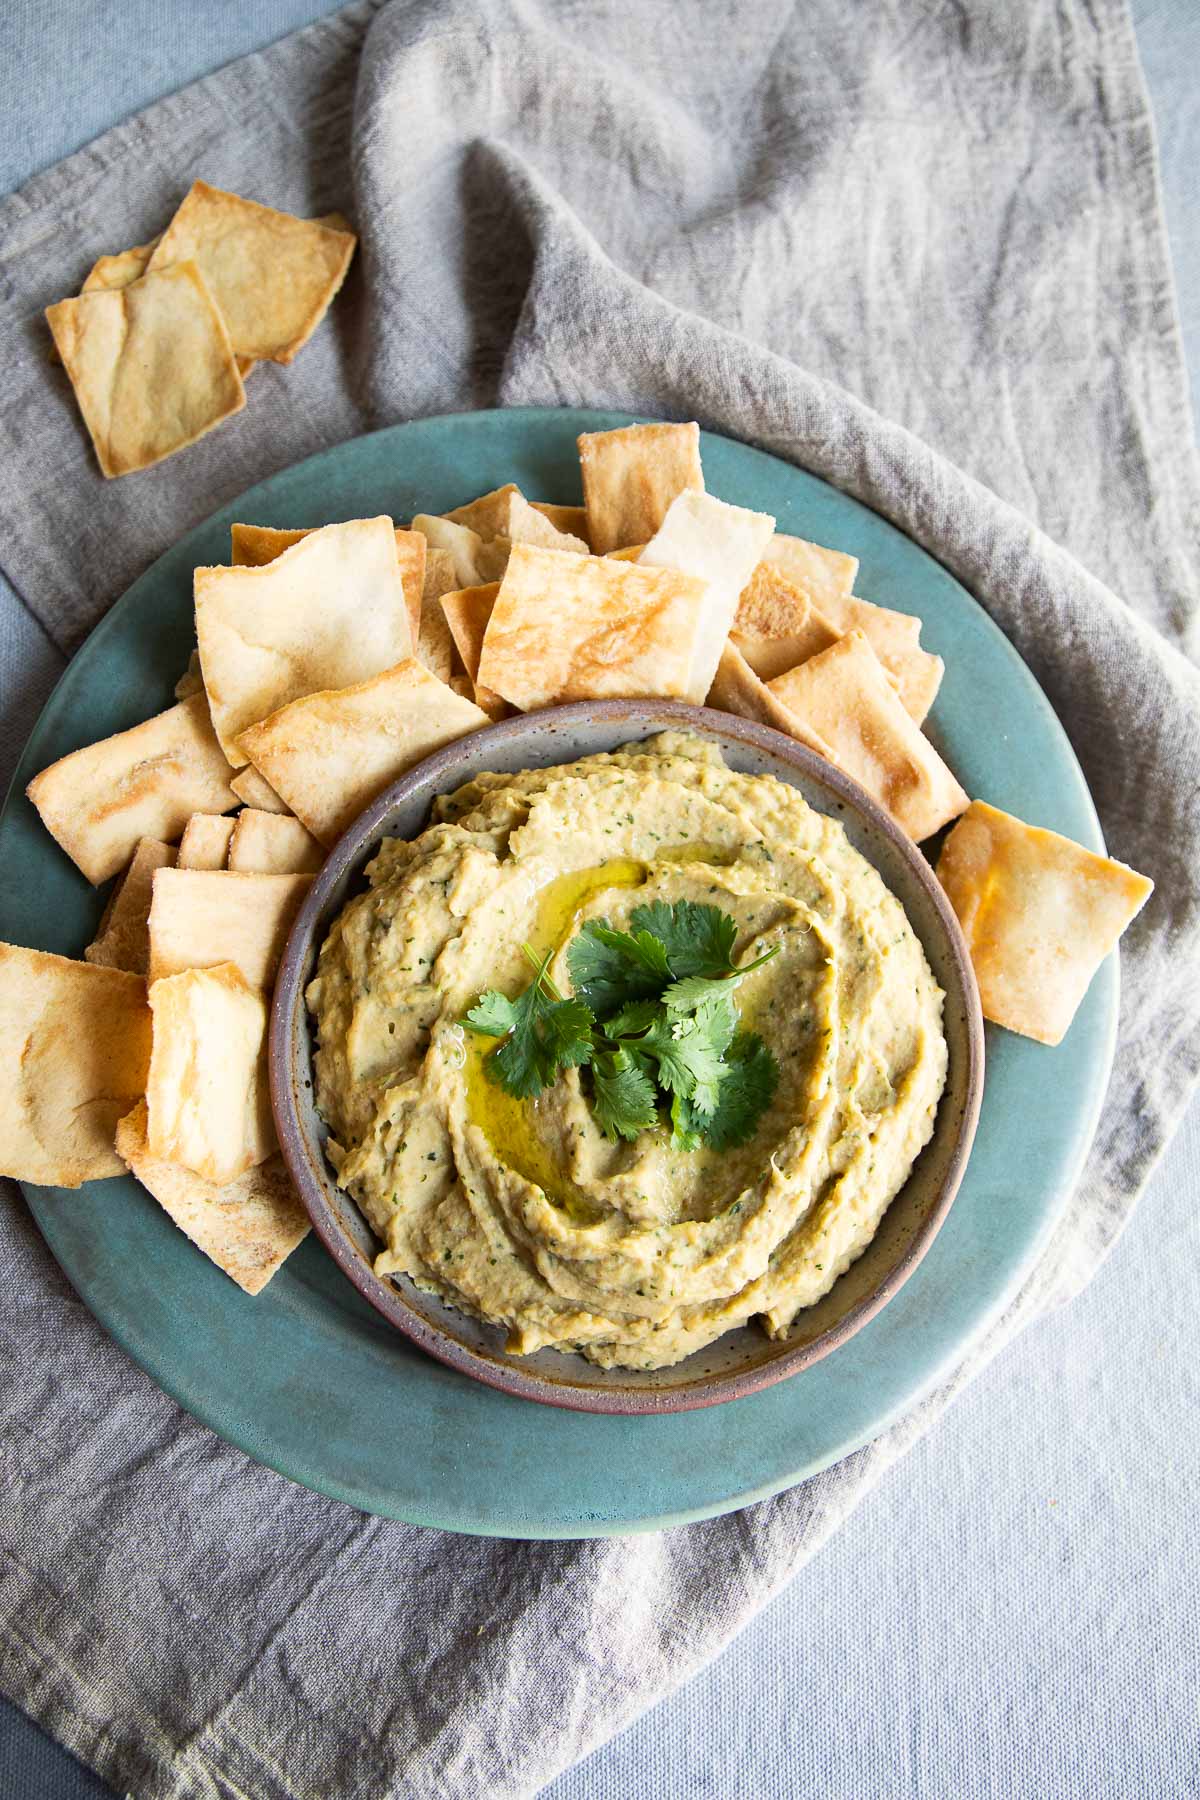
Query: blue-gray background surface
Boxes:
[{"xmin": 1, "ymin": 3, "xmax": 1196, "ymax": 1796}]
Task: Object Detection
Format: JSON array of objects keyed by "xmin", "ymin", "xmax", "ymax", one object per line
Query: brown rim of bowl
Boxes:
[{"xmin": 270, "ymin": 699, "xmax": 984, "ymax": 1415}]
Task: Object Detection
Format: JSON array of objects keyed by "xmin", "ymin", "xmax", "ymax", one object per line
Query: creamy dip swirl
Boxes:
[{"xmin": 307, "ymin": 733, "xmax": 948, "ymax": 1371}]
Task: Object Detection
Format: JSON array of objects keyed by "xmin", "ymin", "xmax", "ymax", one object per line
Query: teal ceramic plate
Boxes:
[{"xmin": 0, "ymin": 409, "xmax": 1115, "ymax": 1538}]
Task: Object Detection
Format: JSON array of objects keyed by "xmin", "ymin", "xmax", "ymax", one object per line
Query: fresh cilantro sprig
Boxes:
[{"xmin": 463, "ymin": 901, "xmax": 780, "ymax": 1149}]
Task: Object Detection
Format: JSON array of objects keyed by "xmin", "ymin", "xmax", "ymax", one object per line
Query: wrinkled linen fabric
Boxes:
[{"xmin": 0, "ymin": 2, "xmax": 1198, "ymax": 1796}]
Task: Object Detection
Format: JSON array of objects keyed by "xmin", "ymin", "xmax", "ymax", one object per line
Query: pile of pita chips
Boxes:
[
  {"xmin": 10, "ymin": 425, "xmax": 1155, "ymax": 1302},
  {"xmin": 46, "ymin": 181, "xmax": 356, "ymax": 477}
]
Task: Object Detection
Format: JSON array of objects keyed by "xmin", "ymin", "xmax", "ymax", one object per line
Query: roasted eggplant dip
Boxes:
[{"xmin": 306, "ymin": 733, "xmax": 948, "ymax": 1371}]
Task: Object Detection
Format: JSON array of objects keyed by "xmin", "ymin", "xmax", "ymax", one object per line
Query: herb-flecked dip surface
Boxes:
[{"xmin": 306, "ymin": 733, "xmax": 949, "ymax": 1372}]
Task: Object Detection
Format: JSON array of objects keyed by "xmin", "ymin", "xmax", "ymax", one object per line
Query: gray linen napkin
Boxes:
[{"xmin": 1, "ymin": 3, "xmax": 1198, "ymax": 1796}]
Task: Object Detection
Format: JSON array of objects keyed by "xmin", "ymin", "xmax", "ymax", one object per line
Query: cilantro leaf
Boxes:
[
  {"xmin": 590, "ymin": 1048, "xmax": 660, "ymax": 1141},
  {"xmin": 602, "ymin": 996, "xmax": 663, "ymax": 1039},
  {"xmin": 629, "ymin": 899, "xmax": 738, "ymax": 979},
  {"xmin": 696, "ymin": 1030, "xmax": 779, "ymax": 1150},
  {"xmin": 464, "ymin": 953, "xmax": 593, "ymax": 1099},
  {"xmin": 669, "ymin": 1091, "xmax": 703, "ymax": 1153},
  {"xmin": 566, "ymin": 919, "xmax": 671, "ymax": 1016},
  {"xmin": 638, "ymin": 1011, "xmax": 729, "ymax": 1115},
  {"xmin": 463, "ymin": 989, "xmax": 521, "ymax": 1038},
  {"xmin": 538, "ymin": 997, "xmax": 595, "ymax": 1070}
]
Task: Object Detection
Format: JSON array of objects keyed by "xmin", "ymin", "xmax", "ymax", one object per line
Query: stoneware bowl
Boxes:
[{"xmin": 270, "ymin": 701, "xmax": 984, "ymax": 1415}]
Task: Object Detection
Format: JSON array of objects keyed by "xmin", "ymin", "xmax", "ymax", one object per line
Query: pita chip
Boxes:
[
  {"xmin": 27, "ymin": 693, "xmax": 237, "ymax": 885},
  {"xmin": 730, "ymin": 563, "xmax": 841, "ymax": 682},
  {"xmin": 228, "ymin": 809, "xmax": 323, "ymax": 874},
  {"xmin": 81, "ymin": 235, "xmax": 162, "ymax": 293},
  {"xmin": 195, "ymin": 517, "xmax": 413, "ymax": 765},
  {"xmin": 639, "ymin": 490, "xmax": 776, "ymax": 701},
  {"xmin": 174, "ymin": 649, "xmax": 204, "ymax": 700},
  {"xmin": 148, "ymin": 868, "xmax": 312, "ymax": 989},
  {"xmin": 86, "ymin": 838, "xmax": 176, "ymax": 975},
  {"xmin": 0, "ymin": 944, "xmax": 151, "ymax": 1187},
  {"xmin": 707, "ymin": 643, "xmax": 833, "ymax": 758},
  {"xmin": 763, "ymin": 533, "xmax": 859, "ymax": 607},
  {"xmin": 937, "ymin": 801, "xmax": 1153, "ymax": 1046},
  {"xmin": 230, "ymin": 766, "xmax": 291, "ymax": 815},
  {"xmin": 578, "ymin": 422, "xmax": 705, "ymax": 554},
  {"xmin": 530, "ymin": 502, "xmax": 590, "ymax": 545},
  {"xmin": 476, "ymin": 544, "xmax": 709, "ymax": 712},
  {"xmin": 237, "ymin": 659, "xmax": 490, "ymax": 846},
  {"xmin": 411, "ymin": 514, "xmax": 510, "ymax": 588},
  {"xmin": 447, "ymin": 486, "xmax": 588, "ymax": 555},
  {"xmin": 146, "ymin": 963, "xmax": 274, "ymax": 1185},
  {"xmin": 438, "ymin": 583, "xmax": 510, "ymax": 720},
  {"xmin": 45, "ymin": 262, "xmax": 245, "ymax": 477},
  {"xmin": 117, "ymin": 1102, "xmax": 308, "ymax": 1295},
  {"xmin": 147, "ymin": 181, "xmax": 356, "ymax": 363},
  {"xmin": 768, "ymin": 631, "xmax": 968, "ymax": 841},
  {"xmin": 177, "ymin": 813, "xmax": 235, "ymax": 870},
  {"xmin": 229, "ymin": 522, "xmax": 426, "ymax": 649}
]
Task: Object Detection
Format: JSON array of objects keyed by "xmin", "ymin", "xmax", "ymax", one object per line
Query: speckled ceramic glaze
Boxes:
[
  {"xmin": 272, "ymin": 701, "xmax": 985, "ymax": 1415},
  {"xmin": 3, "ymin": 409, "xmax": 1116, "ymax": 1534}
]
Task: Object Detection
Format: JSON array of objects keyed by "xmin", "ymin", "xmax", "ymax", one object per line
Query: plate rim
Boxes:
[{"xmin": 3, "ymin": 405, "xmax": 1118, "ymax": 1536}]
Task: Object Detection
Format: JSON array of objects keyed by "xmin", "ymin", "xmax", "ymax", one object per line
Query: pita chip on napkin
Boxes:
[
  {"xmin": 45, "ymin": 263, "xmax": 245, "ymax": 477},
  {"xmin": 146, "ymin": 181, "xmax": 356, "ymax": 363}
]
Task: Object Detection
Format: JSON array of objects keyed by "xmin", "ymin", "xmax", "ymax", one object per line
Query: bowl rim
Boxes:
[{"xmin": 269, "ymin": 699, "xmax": 985, "ymax": 1416}]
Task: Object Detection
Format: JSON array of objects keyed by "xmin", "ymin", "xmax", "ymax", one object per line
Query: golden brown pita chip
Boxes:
[
  {"xmin": 229, "ymin": 522, "xmax": 426, "ymax": 648},
  {"xmin": 46, "ymin": 262, "xmax": 245, "ymax": 478},
  {"xmin": 27, "ymin": 693, "xmax": 237, "ymax": 885},
  {"xmin": 476, "ymin": 544, "xmax": 709, "ymax": 712},
  {"xmin": 195, "ymin": 517, "xmax": 414, "ymax": 765},
  {"xmin": 937, "ymin": 802, "xmax": 1153, "ymax": 1045},
  {"xmin": 147, "ymin": 181, "xmax": 356, "ymax": 363},
  {"xmin": 578, "ymin": 422, "xmax": 705, "ymax": 554},
  {"xmin": 639, "ymin": 490, "xmax": 775, "ymax": 700},
  {"xmin": 146, "ymin": 963, "xmax": 274, "ymax": 1184},
  {"xmin": 174, "ymin": 649, "xmax": 205, "ymax": 700},
  {"xmin": 438, "ymin": 583, "xmax": 510, "ymax": 720},
  {"xmin": 81, "ymin": 232, "xmax": 254, "ymax": 378},
  {"xmin": 762, "ymin": 533, "xmax": 859, "ymax": 607},
  {"xmin": 530, "ymin": 502, "xmax": 590, "ymax": 544},
  {"xmin": 148, "ymin": 868, "xmax": 312, "ymax": 989},
  {"xmin": 706, "ymin": 643, "xmax": 833, "ymax": 758},
  {"xmin": 230, "ymin": 767, "xmax": 291, "ymax": 815},
  {"xmin": 604, "ymin": 545, "xmax": 647, "ymax": 562},
  {"xmin": 177, "ymin": 813, "xmax": 235, "ymax": 870},
  {"xmin": 762, "ymin": 537, "xmax": 942, "ymax": 721},
  {"xmin": 731, "ymin": 563, "xmax": 841, "ymax": 682},
  {"xmin": 81, "ymin": 235, "xmax": 162, "ymax": 292},
  {"xmin": 768, "ymin": 631, "xmax": 967, "ymax": 841},
  {"xmin": 227, "ymin": 809, "xmax": 323, "ymax": 874},
  {"xmin": 117, "ymin": 1101, "xmax": 308, "ymax": 1295},
  {"xmin": 238, "ymin": 659, "xmax": 490, "ymax": 846},
  {"xmin": 85, "ymin": 839, "xmax": 176, "ymax": 975},
  {"xmin": 0, "ymin": 944, "xmax": 151, "ymax": 1187}
]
